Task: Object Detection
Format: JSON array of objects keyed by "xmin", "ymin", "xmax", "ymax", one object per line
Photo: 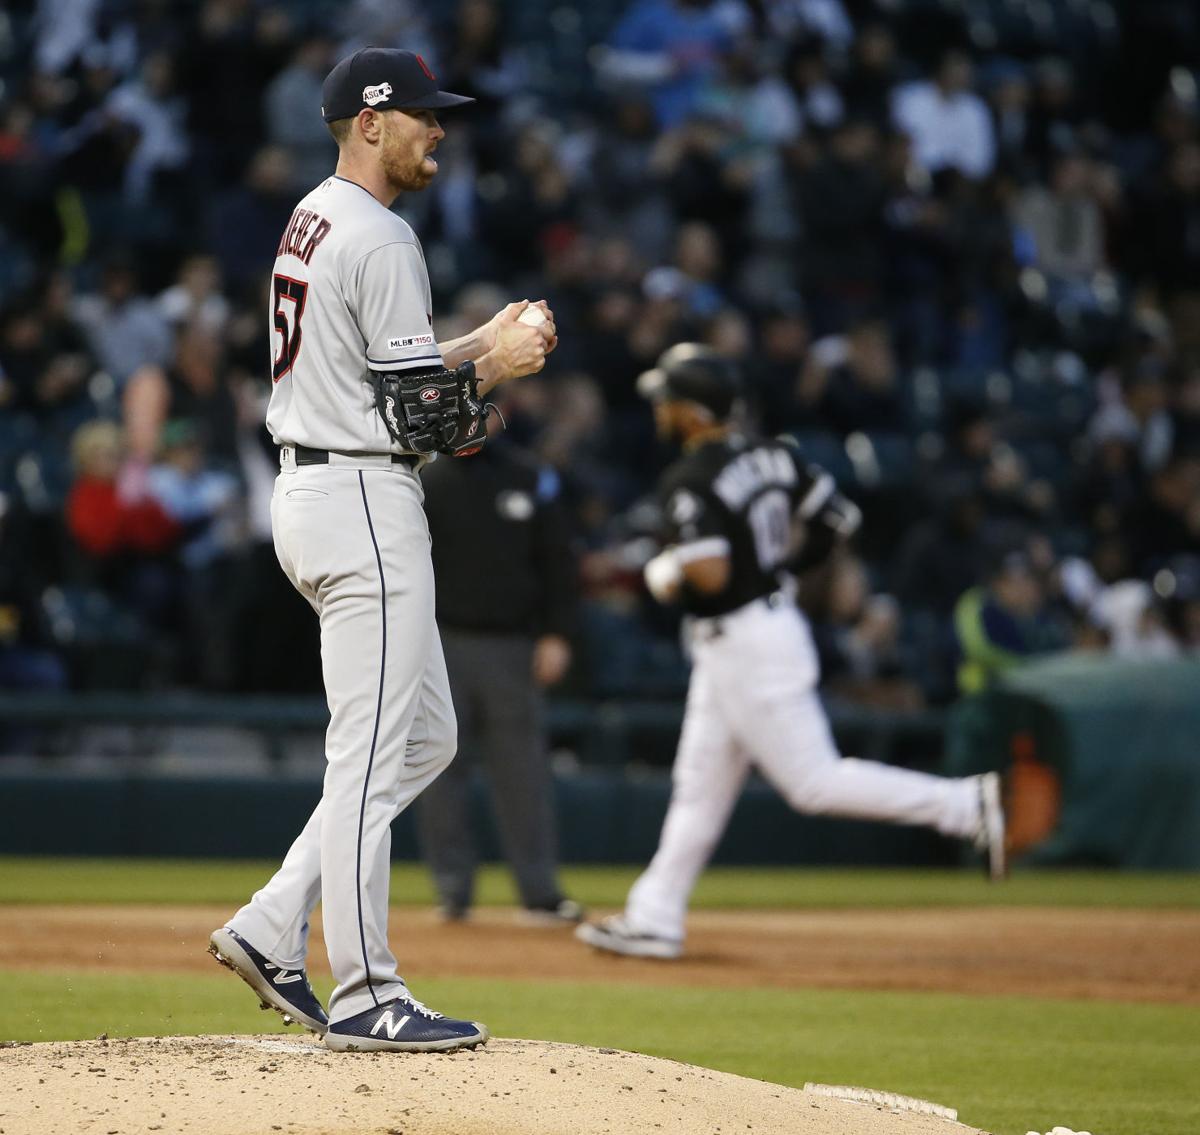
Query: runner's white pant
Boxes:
[
  {"xmin": 228, "ymin": 454, "xmax": 455, "ymax": 1022},
  {"xmin": 625, "ymin": 597, "xmax": 980, "ymax": 942}
]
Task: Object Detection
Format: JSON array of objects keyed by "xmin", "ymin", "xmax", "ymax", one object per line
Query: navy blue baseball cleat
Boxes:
[
  {"xmin": 325, "ymin": 992, "xmax": 489, "ymax": 1052},
  {"xmin": 208, "ymin": 926, "xmax": 329, "ymax": 1034}
]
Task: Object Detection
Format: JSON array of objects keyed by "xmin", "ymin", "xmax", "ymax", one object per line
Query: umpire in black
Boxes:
[{"xmin": 417, "ymin": 431, "xmax": 581, "ymax": 924}]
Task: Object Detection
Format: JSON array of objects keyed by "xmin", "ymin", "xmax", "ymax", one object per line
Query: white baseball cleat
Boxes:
[
  {"xmin": 974, "ymin": 771, "xmax": 1008, "ymax": 881},
  {"xmin": 575, "ymin": 915, "xmax": 683, "ymax": 959}
]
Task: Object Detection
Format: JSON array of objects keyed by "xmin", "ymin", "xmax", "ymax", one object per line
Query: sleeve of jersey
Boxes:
[
  {"xmin": 796, "ymin": 463, "xmax": 837, "ymax": 519},
  {"xmin": 788, "ymin": 456, "xmax": 862, "ymax": 572},
  {"xmin": 662, "ymin": 484, "xmax": 731, "ymax": 564},
  {"xmin": 350, "ymin": 242, "xmax": 444, "ymax": 373}
]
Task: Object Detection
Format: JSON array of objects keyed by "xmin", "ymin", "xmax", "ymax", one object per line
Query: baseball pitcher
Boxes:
[{"xmin": 208, "ymin": 48, "xmax": 555, "ymax": 1051}]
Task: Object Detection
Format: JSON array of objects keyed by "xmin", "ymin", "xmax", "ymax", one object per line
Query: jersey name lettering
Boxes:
[
  {"xmin": 712, "ymin": 447, "xmax": 797, "ymax": 512},
  {"xmin": 277, "ymin": 207, "xmax": 333, "ymax": 265}
]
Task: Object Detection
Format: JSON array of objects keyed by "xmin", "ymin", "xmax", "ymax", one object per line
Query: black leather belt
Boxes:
[{"xmin": 291, "ymin": 444, "xmax": 419, "ymax": 469}]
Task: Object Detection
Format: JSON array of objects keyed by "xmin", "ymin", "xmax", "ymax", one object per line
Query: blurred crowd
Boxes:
[{"xmin": 2, "ymin": 0, "xmax": 1200, "ymax": 723}]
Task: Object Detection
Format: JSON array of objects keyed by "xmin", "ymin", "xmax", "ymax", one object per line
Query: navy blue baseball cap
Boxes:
[{"xmin": 321, "ymin": 48, "xmax": 474, "ymax": 123}]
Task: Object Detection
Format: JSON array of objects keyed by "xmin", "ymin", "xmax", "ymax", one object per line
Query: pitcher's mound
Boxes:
[{"xmin": 1, "ymin": 1034, "xmax": 985, "ymax": 1135}]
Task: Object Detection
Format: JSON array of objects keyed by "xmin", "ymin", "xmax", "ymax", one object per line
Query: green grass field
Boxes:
[
  {"xmin": 3, "ymin": 858, "xmax": 1198, "ymax": 1135},
  {"xmin": 3, "ymin": 856, "xmax": 1197, "ymax": 908}
]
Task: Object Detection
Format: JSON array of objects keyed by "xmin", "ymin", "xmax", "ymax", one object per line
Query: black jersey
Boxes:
[{"xmin": 658, "ymin": 433, "xmax": 830, "ymax": 618}]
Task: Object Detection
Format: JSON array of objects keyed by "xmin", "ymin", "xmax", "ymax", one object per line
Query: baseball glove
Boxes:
[{"xmin": 371, "ymin": 360, "xmax": 489, "ymax": 457}]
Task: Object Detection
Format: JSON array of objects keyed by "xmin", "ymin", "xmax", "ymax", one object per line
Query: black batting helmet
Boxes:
[{"xmin": 636, "ymin": 343, "xmax": 740, "ymax": 419}]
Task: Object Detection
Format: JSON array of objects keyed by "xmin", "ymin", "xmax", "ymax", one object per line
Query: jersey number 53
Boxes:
[{"xmin": 272, "ymin": 274, "xmax": 309, "ymax": 382}]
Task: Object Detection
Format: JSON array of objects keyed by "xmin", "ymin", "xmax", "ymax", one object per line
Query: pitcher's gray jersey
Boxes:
[{"xmin": 266, "ymin": 175, "xmax": 441, "ymax": 453}]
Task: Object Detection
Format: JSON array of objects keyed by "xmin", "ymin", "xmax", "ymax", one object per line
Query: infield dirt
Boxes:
[
  {"xmin": 1, "ymin": 903, "xmax": 1196, "ymax": 1004},
  {"xmin": 1, "ymin": 1034, "xmax": 983, "ymax": 1135}
]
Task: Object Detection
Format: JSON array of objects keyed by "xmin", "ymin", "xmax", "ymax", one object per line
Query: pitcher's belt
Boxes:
[{"xmin": 281, "ymin": 444, "xmax": 420, "ymax": 469}]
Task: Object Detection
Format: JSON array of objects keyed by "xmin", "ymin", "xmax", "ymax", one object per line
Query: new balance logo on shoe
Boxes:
[
  {"xmin": 370, "ymin": 1010, "xmax": 412, "ymax": 1039},
  {"xmin": 263, "ymin": 963, "xmax": 303, "ymax": 985},
  {"xmin": 208, "ymin": 928, "xmax": 329, "ymax": 1035}
]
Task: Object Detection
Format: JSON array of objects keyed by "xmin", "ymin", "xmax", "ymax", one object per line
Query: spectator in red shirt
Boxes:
[{"xmin": 66, "ymin": 420, "xmax": 180, "ymax": 559}]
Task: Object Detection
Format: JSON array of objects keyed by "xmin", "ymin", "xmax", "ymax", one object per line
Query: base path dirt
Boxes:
[
  {"xmin": 0, "ymin": 1034, "xmax": 984, "ymax": 1135},
  {"xmin": 1, "ymin": 904, "xmax": 1197, "ymax": 1004}
]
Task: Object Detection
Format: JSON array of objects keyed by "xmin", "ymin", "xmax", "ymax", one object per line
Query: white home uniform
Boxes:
[
  {"xmin": 224, "ymin": 174, "xmax": 455, "ymax": 1024},
  {"xmin": 619, "ymin": 436, "xmax": 984, "ymax": 946}
]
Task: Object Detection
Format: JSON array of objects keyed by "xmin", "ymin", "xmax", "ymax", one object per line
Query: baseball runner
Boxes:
[
  {"xmin": 576, "ymin": 344, "xmax": 1005, "ymax": 960},
  {"xmin": 208, "ymin": 48, "xmax": 556, "ymax": 1051}
]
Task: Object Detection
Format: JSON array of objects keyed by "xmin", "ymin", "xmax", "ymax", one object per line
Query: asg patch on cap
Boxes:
[
  {"xmin": 362, "ymin": 82, "xmax": 392, "ymax": 106},
  {"xmin": 322, "ymin": 48, "xmax": 474, "ymax": 123}
]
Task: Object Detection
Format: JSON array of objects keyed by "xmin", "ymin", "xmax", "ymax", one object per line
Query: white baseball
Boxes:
[{"xmin": 517, "ymin": 305, "xmax": 548, "ymax": 328}]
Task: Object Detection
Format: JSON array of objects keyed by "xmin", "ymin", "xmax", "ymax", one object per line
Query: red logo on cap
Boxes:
[{"xmin": 415, "ymin": 55, "xmax": 436, "ymax": 82}]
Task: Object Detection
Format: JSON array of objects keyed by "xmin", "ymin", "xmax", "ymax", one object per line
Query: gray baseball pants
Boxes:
[
  {"xmin": 227, "ymin": 452, "xmax": 456, "ymax": 1023},
  {"xmin": 416, "ymin": 630, "xmax": 560, "ymax": 911}
]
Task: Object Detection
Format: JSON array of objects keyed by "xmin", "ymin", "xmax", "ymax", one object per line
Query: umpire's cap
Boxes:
[
  {"xmin": 637, "ymin": 343, "xmax": 740, "ymax": 419},
  {"xmin": 322, "ymin": 48, "xmax": 474, "ymax": 123}
]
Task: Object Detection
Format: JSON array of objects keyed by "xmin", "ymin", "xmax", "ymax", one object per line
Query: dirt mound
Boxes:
[{"xmin": 1, "ymin": 1034, "xmax": 983, "ymax": 1135}]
